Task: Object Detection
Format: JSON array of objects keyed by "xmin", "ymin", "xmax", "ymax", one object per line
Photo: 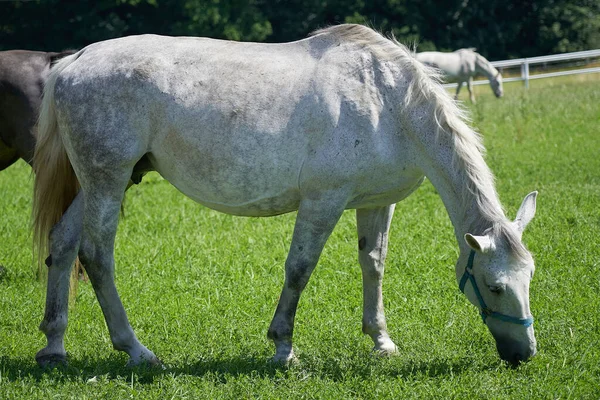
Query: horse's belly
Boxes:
[
  {"xmin": 148, "ymin": 151, "xmax": 303, "ymax": 217},
  {"xmin": 181, "ymin": 187, "xmax": 301, "ymax": 217},
  {"xmin": 348, "ymin": 175, "xmax": 425, "ymax": 209}
]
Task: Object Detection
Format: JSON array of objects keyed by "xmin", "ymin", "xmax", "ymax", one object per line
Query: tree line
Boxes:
[{"xmin": 1, "ymin": 0, "xmax": 598, "ymax": 60}]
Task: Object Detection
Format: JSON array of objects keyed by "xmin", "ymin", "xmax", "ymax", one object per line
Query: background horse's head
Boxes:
[
  {"xmin": 490, "ymin": 72, "xmax": 504, "ymax": 98},
  {"xmin": 457, "ymin": 192, "xmax": 537, "ymax": 366}
]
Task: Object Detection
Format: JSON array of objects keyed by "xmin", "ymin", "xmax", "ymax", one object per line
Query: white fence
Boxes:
[{"xmin": 442, "ymin": 48, "xmax": 600, "ymax": 89}]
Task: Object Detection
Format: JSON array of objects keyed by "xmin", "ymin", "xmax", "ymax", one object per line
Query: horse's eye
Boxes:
[{"xmin": 488, "ymin": 285, "xmax": 503, "ymax": 294}]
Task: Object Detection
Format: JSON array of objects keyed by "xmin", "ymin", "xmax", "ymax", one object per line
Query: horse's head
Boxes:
[
  {"xmin": 456, "ymin": 192, "xmax": 537, "ymax": 366},
  {"xmin": 490, "ymin": 72, "xmax": 504, "ymax": 98}
]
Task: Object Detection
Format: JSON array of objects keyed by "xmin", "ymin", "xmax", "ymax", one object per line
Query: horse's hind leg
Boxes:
[
  {"xmin": 267, "ymin": 193, "xmax": 347, "ymax": 364},
  {"xmin": 36, "ymin": 192, "xmax": 83, "ymax": 367},
  {"xmin": 356, "ymin": 205, "xmax": 397, "ymax": 354},
  {"xmin": 78, "ymin": 174, "xmax": 159, "ymax": 366}
]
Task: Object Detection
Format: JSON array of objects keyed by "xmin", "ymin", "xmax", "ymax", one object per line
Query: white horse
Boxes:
[
  {"xmin": 416, "ymin": 49, "xmax": 503, "ymax": 102},
  {"xmin": 32, "ymin": 24, "xmax": 537, "ymax": 368}
]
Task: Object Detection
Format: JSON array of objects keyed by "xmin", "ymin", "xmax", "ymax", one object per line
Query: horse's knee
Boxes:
[{"xmin": 359, "ymin": 248, "xmax": 386, "ymax": 280}]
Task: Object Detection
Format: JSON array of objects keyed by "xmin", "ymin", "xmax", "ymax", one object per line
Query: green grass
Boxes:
[{"xmin": 1, "ymin": 75, "xmax": 599, "ymax": 399}]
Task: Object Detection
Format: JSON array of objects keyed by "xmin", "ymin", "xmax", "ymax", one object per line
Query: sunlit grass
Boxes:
[{"xmin": 0, "ymin": 75, "xmax": 598, "ymax": 398}]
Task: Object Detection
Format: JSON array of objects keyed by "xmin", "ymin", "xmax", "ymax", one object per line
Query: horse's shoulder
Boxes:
[
  {"xmin": 455, "ymin": 48, "xmax": 477, "ymax": 57},
  {"xmin": 453, "ymin": 49, "xmax": 476, "ymax": 71}
]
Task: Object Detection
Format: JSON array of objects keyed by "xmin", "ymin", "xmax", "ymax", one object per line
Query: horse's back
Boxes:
[
  {"xmin": 53, "ymin": 32, "xmax": 421, "ymax": 215},
  {"xmin": 416, "ymin": 50, "xmax": 474, "ymax": 79}
]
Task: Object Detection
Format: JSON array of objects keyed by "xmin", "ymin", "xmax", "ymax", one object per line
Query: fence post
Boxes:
[{"xmin": 522, "ymin": 59, "xmax": 530, "ymax": 88}]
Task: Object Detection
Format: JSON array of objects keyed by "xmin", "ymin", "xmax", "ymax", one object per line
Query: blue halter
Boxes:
[{"xmin": 459, "ymin": 250, "xmax": 533, "ymax": 327}]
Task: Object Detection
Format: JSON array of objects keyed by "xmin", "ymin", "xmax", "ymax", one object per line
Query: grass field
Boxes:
[{"xmin": 1, "ymin": 74, "xmax": 599, "ymax": 399}]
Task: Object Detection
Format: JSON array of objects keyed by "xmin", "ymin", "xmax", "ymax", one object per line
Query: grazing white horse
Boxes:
[
  {"xmin": 33, "ymin": 24, "xmax": 537, "ymax": 368},
  {"xmin": 416, "ymin": 49, "xmax": 503, "ymax": 102}
]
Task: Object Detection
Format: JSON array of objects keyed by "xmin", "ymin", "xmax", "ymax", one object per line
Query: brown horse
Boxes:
[
  {"xmin": 0, "ymin": 49, "xmax": 81, "ymax": 285},
  {"xmin": 0, "ymin": 50, "xmax": 75, "ymax": 169}
]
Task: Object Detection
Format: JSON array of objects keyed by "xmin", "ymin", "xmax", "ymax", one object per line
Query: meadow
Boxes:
[{"xmin": 0, "ymin": 74, "xmax": 598, "ymax": 399}]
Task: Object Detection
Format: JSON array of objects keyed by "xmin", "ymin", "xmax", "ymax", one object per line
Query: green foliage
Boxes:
[
  {"xmin": 0, "ymin": 75, "xmax": 599, "ymax": 398},
  {"xmin": 0, "ymin": 0, "xmax": 598, "ymax": 58}
]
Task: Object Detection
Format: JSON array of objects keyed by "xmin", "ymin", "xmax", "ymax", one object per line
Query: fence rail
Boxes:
[{"xmin": 442, "ymin": 48, "xmax": 600, "ymax": 89}]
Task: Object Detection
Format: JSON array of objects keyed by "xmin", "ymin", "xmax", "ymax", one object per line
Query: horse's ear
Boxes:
[
  {"xmin": 514, "ymin": 191, "xmax": 538, "ymax": 233},
  {"xmin": 464, "ymin": 233, "xmax": 494, "ymax": 253}
]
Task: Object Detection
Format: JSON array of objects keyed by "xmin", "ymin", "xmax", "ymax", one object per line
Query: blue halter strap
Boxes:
[{"xmin": 459, "ymin": 250, "xmax": 533, "ymax": 327}]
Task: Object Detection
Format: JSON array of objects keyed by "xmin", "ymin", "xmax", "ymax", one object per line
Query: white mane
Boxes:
[{"xmin": 313, "ymin": 25, "xmax": 526, "ymax": 256}]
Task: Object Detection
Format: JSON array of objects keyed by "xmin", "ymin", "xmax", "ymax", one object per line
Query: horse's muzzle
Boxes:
[{"xmin": 495, "ymin": 335, "xmax": 536, "ymax": 366}]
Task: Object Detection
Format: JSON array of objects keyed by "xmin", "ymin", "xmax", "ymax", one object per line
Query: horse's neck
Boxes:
[
  {"xmin": 415, "ymin": 121, "xmax": 505, "ymax": 246},
  {"xmin": 474, "ymin": 55, "xmax": 498, "ymax": 80}
]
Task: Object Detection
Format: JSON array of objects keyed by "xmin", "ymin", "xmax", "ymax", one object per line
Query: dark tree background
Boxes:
[{"xmin": 1, "ymin": 0, "xmax": 598, "ymax": 60}]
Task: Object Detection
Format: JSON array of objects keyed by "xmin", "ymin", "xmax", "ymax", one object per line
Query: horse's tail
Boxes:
[{"xmin": 33, "ymin": 52, "xmax": 81, "ymax": 295}]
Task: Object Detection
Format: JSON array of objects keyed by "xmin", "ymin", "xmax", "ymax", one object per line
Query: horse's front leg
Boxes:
[
  {"xmin": 36, "ymin": 192, "xmax": 83, "ymax": 367},
  {"xmin": 356, "ymin": 205, "xmax": 397, "ymax": 355},
  {"xmin": 454, "ymin": 81, "xmax": 463, "ymax": 100},
  {"xmin": 267, "ymin": 192, "xmax": 346, "ymax": 364},
  {"xmin": 467, "ymin": 77, "xmax": 476, "ymax": 103}
]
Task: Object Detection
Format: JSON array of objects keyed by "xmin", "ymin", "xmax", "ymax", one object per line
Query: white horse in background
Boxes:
[{"xmin": 416, "ymin": 48, "xmax": 503, "ymax": 102}]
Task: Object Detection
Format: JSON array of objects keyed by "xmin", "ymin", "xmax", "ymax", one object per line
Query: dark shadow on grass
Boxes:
[
  {"xmin": 0, "ymin": 354, "xmax": 282, "ymax": 384},
  {"xmin": 283, "ymin": 352, "xmax": 501, "ymax": 381},
  {"xmin": 0, "ymin": 354, "xmax": 164, "ymax": 383},
  {"xmin": 0, "ymin": 352, "xmax": 503, "ymax": 384}
]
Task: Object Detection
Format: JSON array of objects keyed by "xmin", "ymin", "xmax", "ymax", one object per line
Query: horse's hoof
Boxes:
[
  {"xmin": 126, "ymin": 355, "xmax": 164, "ymax": 369},
  {"xmin": 373, "ymin": 341, "xmax": 398, "ymax": 356},
  {"xmin": 270, "ymin": 351, "xmax": 297, "ymax": 367},
  {"xmin": 36, "ymin": 353, "xmax": 67, "ymax": 369}
]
